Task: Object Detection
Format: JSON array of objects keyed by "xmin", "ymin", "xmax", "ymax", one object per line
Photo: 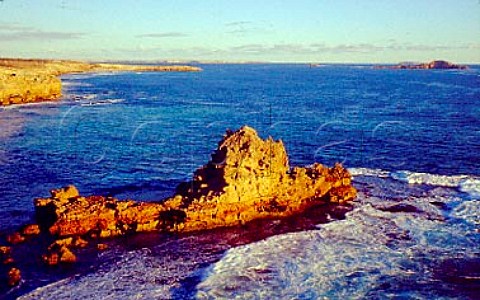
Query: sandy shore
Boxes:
[{"xmin": 0, "ymin": 58, "xmax": 201, "ymax": 106}]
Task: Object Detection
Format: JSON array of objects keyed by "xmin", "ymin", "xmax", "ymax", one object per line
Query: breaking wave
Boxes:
[
  {"xmin": 196, "ymin": 179, "xmax": 480, "ymax": 299},
  {"xmin": 18, "ymin": 170, "xmax": 480, "ymax": 299},
  {"xmin": 350, "ymin": 167, "xmax": 480, "ymax": 198}
]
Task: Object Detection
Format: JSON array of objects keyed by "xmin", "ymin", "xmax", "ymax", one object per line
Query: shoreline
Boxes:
[{"xmin": 0, "ymin": 58, "xmax": 201, "ymax": 107}]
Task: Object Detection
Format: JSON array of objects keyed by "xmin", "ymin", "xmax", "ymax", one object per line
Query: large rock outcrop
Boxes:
[
  {"xmin": 0, "ymin": 58, "xmax": 201, "ymax": 106},
  {"xmin": 33, "ymin": 126, "xmax": 356, "ymax": 239}
]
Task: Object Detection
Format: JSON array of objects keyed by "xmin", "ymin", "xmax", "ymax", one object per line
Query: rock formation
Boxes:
[
  {"xmin": 33, "ymin": 126, "xmax": 356, "ymax": 239},
  {"xmin": 2, "ymin": 126, "xmax": 357, "ymax": 287},
  {"xmin": 0, "ymin": 58, "xmax": 201, "ymax": 106},
  {"xmin": 375, "ymin": 60, "xmax": 467, "ymax": 70}
]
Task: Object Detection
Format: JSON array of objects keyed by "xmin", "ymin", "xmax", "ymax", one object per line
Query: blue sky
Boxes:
[{"xmin": 0, "ymin": 0, "xmax": 479, "ymax": 63}]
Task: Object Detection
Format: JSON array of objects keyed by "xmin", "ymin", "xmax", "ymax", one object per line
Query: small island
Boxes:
[
  {"xmin": 0, "ymin": 58, "xmax": 201, "ymax": 106},
  {"xmin": 375, "ymin": 60, "xmax": 467, "ymax": 70}
]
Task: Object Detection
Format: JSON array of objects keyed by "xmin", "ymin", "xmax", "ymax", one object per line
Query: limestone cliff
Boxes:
[{"xmin": 0, "ymin": 58, "xmax": 201, "ymax": 106}]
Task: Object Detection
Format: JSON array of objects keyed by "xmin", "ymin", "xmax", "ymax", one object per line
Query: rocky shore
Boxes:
[
  {"xmin": 375, "ymin": 60, "xmax": 467, "ymax": 70},
  {"xmin": 1, "ymin": 126, "xmax": 356, "ymax": 287},
  {"xmin": 0, "ymin": 58, "xmax": 201, "ymax": 106}
]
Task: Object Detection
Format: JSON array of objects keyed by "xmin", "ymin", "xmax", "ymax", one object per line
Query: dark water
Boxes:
[{"xmin": 0, "ymin": 64, "xmax": 479, "ymax": 299}]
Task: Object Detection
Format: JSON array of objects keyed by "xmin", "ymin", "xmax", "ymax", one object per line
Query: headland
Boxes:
[{"xmin": 0, "ymin": 58, "xmax": 201, "ymax": 106}]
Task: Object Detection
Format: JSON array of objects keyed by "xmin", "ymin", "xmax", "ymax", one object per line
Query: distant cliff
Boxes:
[
  {"xmin": 0, "ymin": 58, "xmax": 201, "ymax": 106},
  {"xmin": 375, "ymin": 60, "xmax": 467, "ymax": 70}
]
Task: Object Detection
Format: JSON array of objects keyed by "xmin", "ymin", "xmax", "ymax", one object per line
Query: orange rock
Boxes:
[
  {"xmin": 3, "ymin": 257, "xmax": 14, "ymax": 265},
  {"xmin": 0, "ymin": 246, "xmax": 11, "ymax": 255},
  {"xmin": 6, "ymin": 232, "xmax": 25, "ymax": 245},
  {"xmin": 33, "ymin": 126, "xmax": 356, "ymax": 238},
  {"xmin": 7, "ymin": 267, "xmax": 21, "ymax": 286},
  {"xmin": 59, "ymin": 246, "xmax": 76, "ymax": 263},
  {"xmin": 42, "ymin": 252, "xmax": 59, "ymax": 266},
  {"xmin": 48, "ymin": 237, "xmax": 73, "ymax": 250},
  {"xmin": 73, "ymin": 237, "xmax": 88, "ymax": 248},
  {"xmin": 42, "ymin": 245, "xmax": 76, "ymax": 265},
  {"xmin": 97, "ymin": 243, "xmax": 108, "ymax": 251},
  {"xmin": 21, "ymin": 224, "xmax": 41, "ymax": 236}
]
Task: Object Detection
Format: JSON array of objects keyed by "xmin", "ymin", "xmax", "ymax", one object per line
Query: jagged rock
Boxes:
[
  {"xmin": 7, "ymin": 267, "xmax": 21, "ymax": 286},
  {"xmin": 48, "ymin": 237, "xmax": 88, "ymax": 250},
  {"xmin": 42, "ymin": 244, "xmax": 76, "ymax": 265},
  {"xmin": 33, "ymin": 126, "xmax": 356, "ymax": 238},
  {"xmin": 6, "ymin": 232, "xmax": 25, "ymax": 245},
  {"xmin": 21, "ymin": 224, "xmax": 41, "ymax": 236},
  {"xmin": 73, "ymin": 237, "xmax": 89, "ymax": 248}
]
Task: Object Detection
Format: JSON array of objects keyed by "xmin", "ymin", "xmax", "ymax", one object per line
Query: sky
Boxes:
[{"xmin": 0, "ymin": 0, "xmax": 479, "ymax": 63}]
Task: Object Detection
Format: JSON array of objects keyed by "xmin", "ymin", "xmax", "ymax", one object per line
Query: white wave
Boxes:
[
  {"xmin": 19, "ymin": 249, "xmax": 176, "ymax": 300},
  {"xmin": 0, "ymin": 100, "xmax": 61, "ymax": 110},
  {"xmin": 65, "ymin": 93, "xmax": 98, "ymax": 102},
  {"xmin": 390, "ymin": 171, "xmax": 468, "ymax": 187},
  {"xmin": 451, "ymin": 200, "xmax": 480, "ymax": 225},
  {"xmin": 348, "ymin": 167, "xmax": 390, "ymax": 178},
  {"xmin": 391, "ymin": 171, "xmax": 480, "ymax": 197},
  {"xmin": 61, "ymin": 81, "xmax": 93, "ymax": 88},
  {"xmin": 196, "ymin": 192, "xmax": 479, "ymax": 299},
  {"xmin": 80, "ymin": 99, "xmax": 125, "ymax": 106},
  {"xmin": 459, "ymin": 178, "xmax": 480, "ymax": 198},
  {"xmin": 181, "ymin": 100, "xmax": 232, "ymax": 106},
  {"xmin": 19, "ymin": 234, "xmax": 227, "ymax": 300},
  {"xmin": 18, "ymin": 173, "xmax": 480, "ymax": 299},
  {"xmin": 351, "ymin": 168, "xmax": 480, "ymax": 198}
]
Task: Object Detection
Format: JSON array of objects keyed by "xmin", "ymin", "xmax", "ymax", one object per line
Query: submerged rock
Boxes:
[
  {"xmin": 6, "ymin": 232, "xmax": 25, "ymax": 245},
  {"xmin": 33, "ymin": 126, "xmax": 356, "ymax": 238},
  {"xmin": 7, "ymin": 267, "xmax": 21, "ymax": 286}
]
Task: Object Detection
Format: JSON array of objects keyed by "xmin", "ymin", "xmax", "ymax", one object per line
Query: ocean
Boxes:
[{"xmin": 0, "ymin": 64, "xmax": 479, "ymax": 299}]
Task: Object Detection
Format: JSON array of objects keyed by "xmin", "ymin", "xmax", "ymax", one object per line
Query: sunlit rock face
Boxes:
[
  {"xmin": 33, "ymin": 126, "xmax": 356, "ymax": 238},
  {"xmin": 0, "ymin": 58, "xmax": 201, "ymax": 106},
  {"xmin": 170, "ymin": 126, "xmax": 356, "ymax": 231},
  {"xmin": 0, "ymin": 73, "xmax": 62, "ymax": 106}
]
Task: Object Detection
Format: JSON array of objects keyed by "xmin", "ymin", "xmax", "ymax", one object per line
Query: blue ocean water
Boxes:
[{"xmin": 1, "ymin": 64, "xmax": 479, "ymax": 299}]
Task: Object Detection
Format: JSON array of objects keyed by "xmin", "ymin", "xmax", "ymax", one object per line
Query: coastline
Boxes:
[{"xmin": 0, "ymin": 58, "xmax": 201, "ymax": 106}]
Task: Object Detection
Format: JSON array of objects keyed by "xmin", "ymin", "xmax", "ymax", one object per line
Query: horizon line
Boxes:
[{"xmin": 1, "ymin": 56, "xmax": 479, "ymax": 65}]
